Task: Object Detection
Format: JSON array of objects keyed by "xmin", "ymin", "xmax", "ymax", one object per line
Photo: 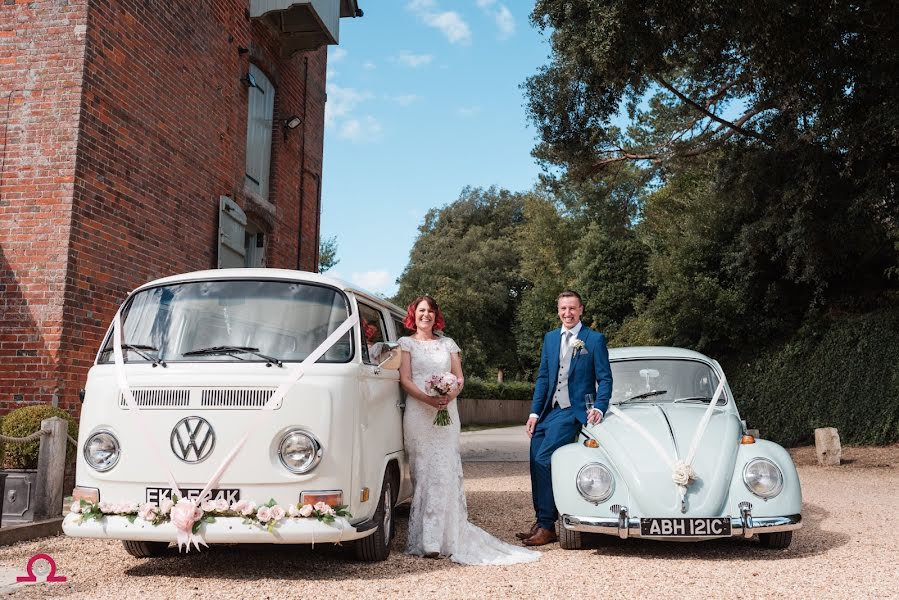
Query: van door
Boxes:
[{"xmin": 357, "ymin": 301, "xmax": 404, "ymax": 458}]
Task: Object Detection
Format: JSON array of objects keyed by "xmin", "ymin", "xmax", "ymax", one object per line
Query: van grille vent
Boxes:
[
  {"xmin": 200, "ymin": 388, "xmax": 277, "ymax": 408},
  {"xmin": 119, "ymin": 389, "xmax": 190, "ymax": 408}
]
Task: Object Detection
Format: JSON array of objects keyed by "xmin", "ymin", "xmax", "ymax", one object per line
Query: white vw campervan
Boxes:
[{"xmin": 63, "ymin": 269, "xmax": 411, "ymax": 561}]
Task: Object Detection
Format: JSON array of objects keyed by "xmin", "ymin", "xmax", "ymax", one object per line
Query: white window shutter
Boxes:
[
  {"xmin": 245, "ymin": 64, "xmax": 276, "ymax": 200},
  {"xmin": 218, "ymin": 196, "xmax": 247, "ymax": 268}
]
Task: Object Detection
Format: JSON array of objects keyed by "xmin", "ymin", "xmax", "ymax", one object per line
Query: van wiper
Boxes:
[
  {"xmin": 182, "ymin": 345, "xmax": 283, "ymax": 367},
  {"xmin": 122, "ymin": 344, "xmax": 166, "ymax": 368},
  {"xmin": 619, "ymin": 390, "xmax": 668, "ymax": 404}
]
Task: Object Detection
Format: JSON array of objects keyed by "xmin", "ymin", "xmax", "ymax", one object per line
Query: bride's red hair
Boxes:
[{"xmin": 403, "ymin": 295, "xmax": 445, "ymax": 332}]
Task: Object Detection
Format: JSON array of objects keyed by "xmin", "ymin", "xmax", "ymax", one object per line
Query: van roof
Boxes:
[{"xmin": 131, "ymin": 268, "xmax": 404, "ymax": 315}]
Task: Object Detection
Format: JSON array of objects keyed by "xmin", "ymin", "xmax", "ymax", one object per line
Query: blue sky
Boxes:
[{"xmin": 321, "ymin": 1, "xmax": 551, "ymax": 297}]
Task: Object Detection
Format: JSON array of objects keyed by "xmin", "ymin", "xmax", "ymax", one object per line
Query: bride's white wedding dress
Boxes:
[{"xmin": 399, "ymin": 335, "xmax": 540, "ymax": 565}]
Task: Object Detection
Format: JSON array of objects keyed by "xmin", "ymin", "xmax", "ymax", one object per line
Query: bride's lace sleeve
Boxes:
[
  {"xmin": 398, "ymin": 336, "xmax": 414, "ymax": 352},
  {"xmin": 443, "ymin": 337, "xmax": 461, "ymax": 354}
]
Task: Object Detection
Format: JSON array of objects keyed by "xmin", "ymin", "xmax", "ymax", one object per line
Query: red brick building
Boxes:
[{"xmin": 0, "ymin": 0, "xmax": 360, "ymax": 416}]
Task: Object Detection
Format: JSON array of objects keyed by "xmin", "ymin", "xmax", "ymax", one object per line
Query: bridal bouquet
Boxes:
[{"xmin": 425, "ymin": 372, "xmax": 460, "ymax": 426}]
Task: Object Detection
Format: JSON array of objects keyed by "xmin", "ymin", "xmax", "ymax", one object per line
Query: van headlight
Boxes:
[
  {"xmin": 278, "ymin": 429, "xmax": 322, "ymax": 474},
  {"xmin": 576, "ymin": 463, "xmax": 614, "ymax": 503},
  {"xmin": 84, "ymin": 430, "xmax": 120, "ymax": 472},
  {"xmin": 743, "ymin": 458, "xmax": 784, "ymax": 498}
]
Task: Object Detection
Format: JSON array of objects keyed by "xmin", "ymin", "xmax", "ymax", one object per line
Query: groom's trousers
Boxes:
[{"xmin": 530, "ymin": 404, "xmax": 581, "ymax": 530}]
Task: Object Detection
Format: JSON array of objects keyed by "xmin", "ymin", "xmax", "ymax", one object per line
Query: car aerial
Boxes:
[{"xmin": 552, "ymin": 346, "xmax": 802, "ymax": 549}]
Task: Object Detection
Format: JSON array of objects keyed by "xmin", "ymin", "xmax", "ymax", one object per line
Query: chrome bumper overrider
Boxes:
[
  {"xmin": 62, "ymin": 513, "xmax": 375, "ymax": 544},
  {"xmin": 562, "ymin": 506, "xmax": 802, "ymax": 540}
]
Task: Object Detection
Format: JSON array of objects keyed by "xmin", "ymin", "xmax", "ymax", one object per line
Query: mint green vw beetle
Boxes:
[{"xmin": 553, "ymin": 347, "xmax": 802, "ymax": 549}]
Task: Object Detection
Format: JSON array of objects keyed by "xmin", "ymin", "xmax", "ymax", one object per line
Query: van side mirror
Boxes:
[{"xmin": 376, "ymin": 342, "xmax": 401, "ymax": 370}]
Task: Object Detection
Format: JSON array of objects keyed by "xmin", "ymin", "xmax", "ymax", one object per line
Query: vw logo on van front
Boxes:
[{"xmin": 170, "ymin": 417, "xmax": 215, "ymax": 463}]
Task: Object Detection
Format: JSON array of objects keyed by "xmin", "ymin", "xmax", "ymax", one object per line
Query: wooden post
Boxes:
[
  {"xmin": 814, "ymin": 427, "xmax": 842, "ymax": 466},
  {"xmin": 33, "ymin": 416, "xmax": 68, "ymax": 520},
  {"xmin": 496, "ymin": 369, "xmax": 504, "ymax": 383}
]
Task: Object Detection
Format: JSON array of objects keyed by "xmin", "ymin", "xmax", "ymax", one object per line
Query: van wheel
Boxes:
[
  {"xmin": 354, "ymin": 471, "xmax": 395, "ymax": 562},
  {"xmin": 758, "ymin": 531, "xmax": 792, "ymax": 549},
  {"xmin": 122, "ymin": 540, "xmax": 169, "ymax": 558},
  {"xmin": 559, "ymin": 523, "xmax": 583, "ymax": 550}
]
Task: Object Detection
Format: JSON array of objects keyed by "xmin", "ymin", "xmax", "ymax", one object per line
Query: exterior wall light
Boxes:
[{"xmin": 282, "ymin": 115, "xmax": 302, "ymax": 140}]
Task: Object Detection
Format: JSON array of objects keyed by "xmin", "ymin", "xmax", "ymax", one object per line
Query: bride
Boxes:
[{"xmin": 398, "ymin": 295, "xmax": 540, "ymax": 565}]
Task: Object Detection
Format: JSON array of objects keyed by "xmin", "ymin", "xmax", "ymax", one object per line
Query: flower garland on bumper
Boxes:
[{"xmin": 71, "ymin": 496, "xmax": 351, "ymax": 548}]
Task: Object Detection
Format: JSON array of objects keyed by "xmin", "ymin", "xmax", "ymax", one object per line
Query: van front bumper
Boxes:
[{"xmin": 63, "ymin": 513, "xmax": 375, "ymax": 544}]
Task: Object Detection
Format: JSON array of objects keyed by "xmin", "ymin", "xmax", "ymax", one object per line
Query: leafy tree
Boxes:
[
  {"xmin": 525, "ymin": 0, "xmax": 898, "ymax": 353},
  {"xmin": 513, "ymin": 192, "xmax": 573, "ymax": 374},
  {"xmin": 394, "ymin": 187, "xmax": 527, "ymax": 377},
  {"xmin": 319, "ymin": 236, "xmax": 339, "ymax": 273}
]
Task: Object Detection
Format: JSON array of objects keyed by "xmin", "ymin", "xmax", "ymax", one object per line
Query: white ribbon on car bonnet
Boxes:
[
  {"xmin": 112, "ymin": 307, "xmax": 359, "ymax": 551},
  {"xmin": 606, "ymin": 376, "xmax": 727, "ymax": 510}
]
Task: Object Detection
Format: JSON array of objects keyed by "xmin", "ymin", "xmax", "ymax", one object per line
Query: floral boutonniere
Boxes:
[{"xmin": 571, "ymin": 338, "xmax": 587, "ymax": 358}]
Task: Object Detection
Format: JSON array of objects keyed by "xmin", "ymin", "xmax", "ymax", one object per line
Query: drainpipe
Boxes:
[{"xmin": 296, "ymin": 56, "xmax": 309, "ymax": 270}]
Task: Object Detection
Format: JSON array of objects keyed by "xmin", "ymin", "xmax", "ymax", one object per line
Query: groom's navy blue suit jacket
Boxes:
[{"xmin": 531, "ymin": 325, "xmax": 613, "ymax": 424}]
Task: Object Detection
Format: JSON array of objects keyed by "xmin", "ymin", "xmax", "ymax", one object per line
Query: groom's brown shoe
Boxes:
[
  {"xmin": 515, "ymin": 522, "xmax": 539, "ymax": 540},
  {"xmin": 523, "ymin": 527, "xmax": 558, "ymax": 546}
]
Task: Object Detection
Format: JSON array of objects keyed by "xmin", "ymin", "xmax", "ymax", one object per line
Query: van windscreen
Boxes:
[{"xmin": 98, "ymin": 280, "xmax": 353, "ymax": 364}]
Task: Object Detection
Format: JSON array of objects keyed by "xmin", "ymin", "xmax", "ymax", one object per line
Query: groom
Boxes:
[{"xmin": 519, "ymin": 290, "xmax": 613, "ymax": 546}]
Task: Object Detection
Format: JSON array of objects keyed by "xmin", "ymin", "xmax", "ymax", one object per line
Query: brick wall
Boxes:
[
  {"xmin": 0, "ymin": 0, "xmax": 90, "ymax": 413},
  {"xmin": 1, "ymin": 0, "xmax": 330, "ymax": 416}
]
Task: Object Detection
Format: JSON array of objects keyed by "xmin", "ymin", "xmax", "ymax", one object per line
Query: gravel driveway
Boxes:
[{"xmin": 1, "ymin": 446, "xmax": 897, "ymax": 599}]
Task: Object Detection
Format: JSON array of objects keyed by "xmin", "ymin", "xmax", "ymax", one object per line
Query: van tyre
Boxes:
[
  {"xmin": 354, "ymin": 470, "xmax": 395, "ymax": 562},
  {"xmin": 758, "ymin": 531, "xmax": 792, "ymax": 549},
  {"xmin": 122, "ymin": 540, "xmax": 169, "ymax": 558},
  {"xmin": 558, "ymin": 523, "xmax": 583, "ymax": 550}
]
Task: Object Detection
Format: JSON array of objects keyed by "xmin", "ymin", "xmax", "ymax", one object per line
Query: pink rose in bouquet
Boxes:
[{"xmin": 424, "ymin": 371, "xmax": 460, "ymax": 426}]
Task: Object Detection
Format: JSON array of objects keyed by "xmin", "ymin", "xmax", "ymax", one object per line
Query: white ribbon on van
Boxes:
[
  {"xmin": 112, "ymin": 308, "xmax": 359, "ymax": 551},
  {"xmin": 606, "ymin": 376, "xmax": 726, "ymax": 510}
]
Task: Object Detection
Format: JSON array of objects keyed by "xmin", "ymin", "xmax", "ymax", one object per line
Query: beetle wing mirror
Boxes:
[{"xmin": 376, "ymin": 342, "xmax": 401, "ymax": 370}]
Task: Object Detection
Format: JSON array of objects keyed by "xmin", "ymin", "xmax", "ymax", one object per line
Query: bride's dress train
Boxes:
[{"xmin": 400, "ymin": 336, "xmax": 540, "ymax": 566}]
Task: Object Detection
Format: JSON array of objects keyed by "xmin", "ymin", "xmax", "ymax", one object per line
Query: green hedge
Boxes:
[
  {"xmin": 461, "ymin": 378, "xmax": 535, "ymax": 401},
  {"xmin": 727, "ymin": 307, "xmax": 899, "ymax": 447},
  {"xmin": 2, "ymin": 405, "xmax": 79, "ymax": 469}
]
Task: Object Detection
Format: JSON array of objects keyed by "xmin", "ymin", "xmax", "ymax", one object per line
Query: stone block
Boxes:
[{"xmin": 815, "ymin": 427, "xmax": 842, "ymax": 466}]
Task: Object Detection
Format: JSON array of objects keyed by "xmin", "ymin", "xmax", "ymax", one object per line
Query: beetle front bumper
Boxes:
[
  {"xmin": 63, "ymin": 513, "xmax": 376, "ymax": 544},
  {"xmin": 562, "ymin": 508, "xmax": 801, "ymax": 540}
]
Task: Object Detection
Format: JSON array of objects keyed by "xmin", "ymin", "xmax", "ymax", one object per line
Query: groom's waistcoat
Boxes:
[{"xmin": 552, "ymin": 349, "xmax": 572, "ymax": 409}]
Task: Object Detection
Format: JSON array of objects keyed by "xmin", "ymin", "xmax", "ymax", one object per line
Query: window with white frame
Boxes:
[{"xmin": 244, "ymin": 64, "xmax": 276, "ymax": 200}]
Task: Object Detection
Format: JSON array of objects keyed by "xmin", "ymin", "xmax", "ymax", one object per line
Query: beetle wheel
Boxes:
[
  {"xmin": 758, "ymin": 531, "xmax": 792, "ymax": 549},
  {"xmin": 558, "ymin": 523, "xmax": 583, "ymax": 550}
]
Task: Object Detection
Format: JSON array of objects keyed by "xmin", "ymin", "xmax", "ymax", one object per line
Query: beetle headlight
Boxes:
[
  {"xmin": 84, "ymin": 430, "xmax": 120, "ymax": 472},
  {"xmin": 278, "ymin": 429, "xmax": 322, "ymax": 474},
  {"xmin": 743, "ymin": 458, "xmax": 784, "ymax": 498},
  {"xmin": 576, "ymin": 463, "xmax": 614, "ymax": 503}
]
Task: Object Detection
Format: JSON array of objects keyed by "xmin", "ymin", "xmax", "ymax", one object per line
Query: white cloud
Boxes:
[
  {"xmin": 477, "ymin": 1, "xmax": 515, "ymax": 39},
  {"xmin": 456, "ymin": 105, "xmax": 482, "ymax": 118},
  {"xmin": 387, "ymin": 93, "xmax": 422, "ymax": 107},
  {"xmin": 397, "ymin": 51, "xmax": 434, "ymax": 68},
  {"xmin": 329, "ymin": 47, "xmax": 348, "ymax": 62},
  {"xmin": 406, "ymin": 0, "xmax": 472, "ymax": 45},
  {"xmin": 362, "ymin": 60, "xmax": 377, "ymax": 70},
  {"xmin": 351, "ymin": 270, "xmax": 393, "ymax": 293},
  {"xmin": 325, "ymin": 83, "xmax": 373, "ymax": 127},
  {"xmin": 338, "ymin": 116, "xmax": 383, "ymax": 143}
]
